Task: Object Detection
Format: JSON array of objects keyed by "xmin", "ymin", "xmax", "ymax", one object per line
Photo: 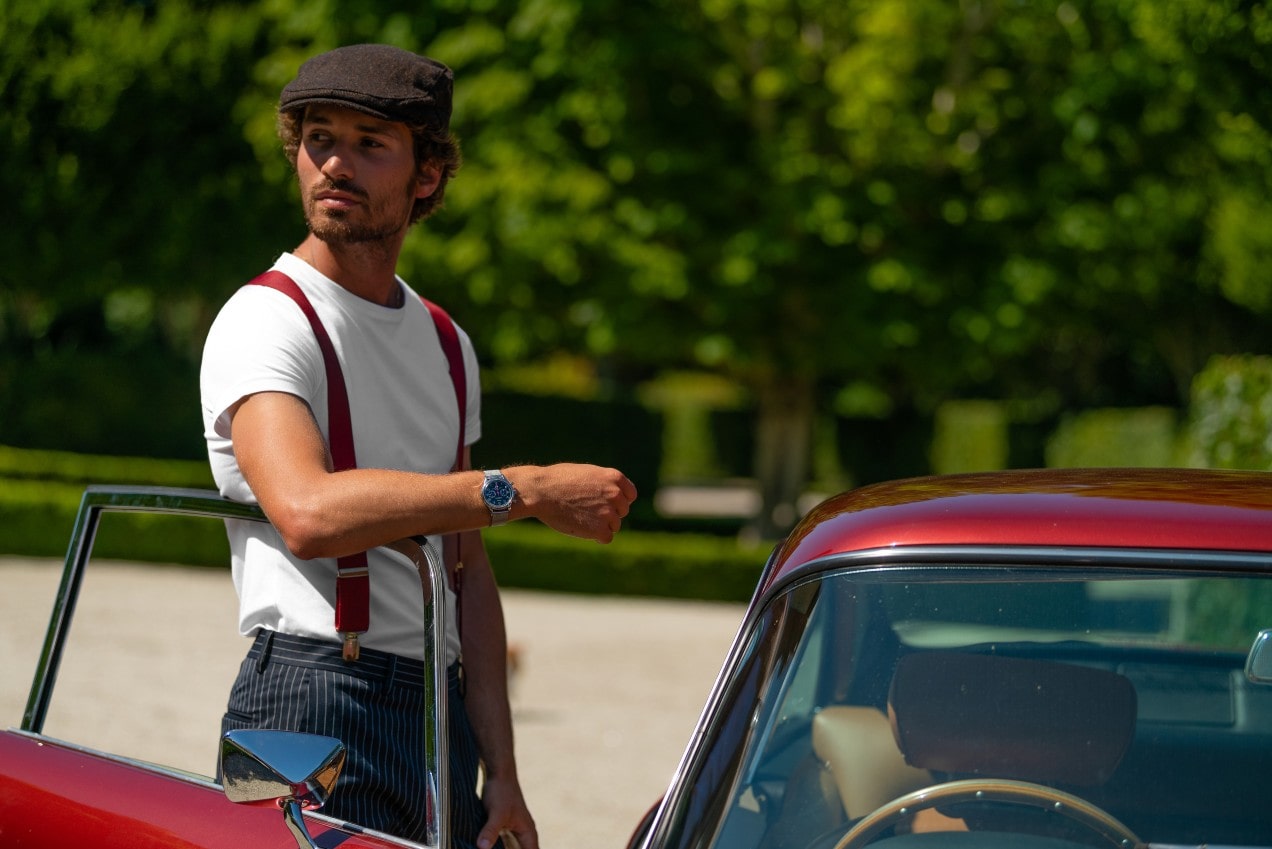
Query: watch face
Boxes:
[{"xmin": 483, "ymin": 476, "xmax": 516, "ymax": 509}]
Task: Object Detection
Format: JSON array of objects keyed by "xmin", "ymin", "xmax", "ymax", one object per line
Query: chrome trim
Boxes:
[
  {"xmin": 4, "ymin": 727, "xmax": 230, "ymax": 789},
  {"xmin": 23, "ymin": 486, "xmax": 267, "ymax": 733},
  {"xmin": 1246, "ymin": 629, "xmax": 1272, "ymax": 685},
  {"xmin": 634, "ymin": 592, "xmax": 759, "ymax": 849},
  {"xmin": 221, "ymin": 729, "xmax": 346, "ymax": 849},
  {"xmin": 764, "ymin": 544, "xmax": 1272, "ymax": 606},
  {"xmin": 417, "ymin": 536, "xmax": 449, "ymax": 848}
]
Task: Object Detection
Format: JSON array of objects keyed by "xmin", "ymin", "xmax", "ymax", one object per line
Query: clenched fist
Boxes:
[{"xmin": 504, "ymin": 464, "xmax": 638, "ymax": 543}]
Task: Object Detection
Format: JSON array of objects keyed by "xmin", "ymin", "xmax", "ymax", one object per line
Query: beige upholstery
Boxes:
[{"xmin": 811, "ymin": 706, "xmax": 931, "ymax": 820}]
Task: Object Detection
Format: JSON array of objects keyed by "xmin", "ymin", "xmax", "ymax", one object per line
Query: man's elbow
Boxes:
[{"xmin": 268, "ymin": 500, "xmax": 339, "ymax": 560}]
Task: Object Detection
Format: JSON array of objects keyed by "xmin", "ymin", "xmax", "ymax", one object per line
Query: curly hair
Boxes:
[{"xmin": 277, "ymin": 107, "xmax": 462, "ymax": 224}]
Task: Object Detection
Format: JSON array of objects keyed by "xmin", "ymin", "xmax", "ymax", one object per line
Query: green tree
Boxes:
[
  {"xmin": 0, "ymin": 0, "xmax": 293, "ymax": 328},
  {"xmin": 0, "ymin": 0, "xmax": 290, "ymax": 454},
  {"xmin": 407, "ymin": 0, "xmax": 1272, "ymax": 532},
  {"xmin": 5, "ymin": 0, "xmax": 1270, "ymax": 532},
  {"xmin": 1189, "ymin": 355, "xmax": 1272, "ymax": 471}
]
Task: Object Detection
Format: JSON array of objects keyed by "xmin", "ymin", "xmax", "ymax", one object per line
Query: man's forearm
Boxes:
[{"xmin": 232, "ymin": 391, "xmax": 637, "ymax": 559}]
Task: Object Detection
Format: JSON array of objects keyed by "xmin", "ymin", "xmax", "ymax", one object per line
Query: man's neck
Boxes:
[{"xmin": 297, "ymin": 236, "xmax": 404, "ymax": 307}]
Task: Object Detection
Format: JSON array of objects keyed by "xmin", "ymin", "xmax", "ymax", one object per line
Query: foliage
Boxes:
[
  {"xmin": 398, "ymin": 0, "xmax": 1272, "ymax": 412},
  {"xmin": 476, "ymin": 390, "xmax": 664, "ymax": 526},
  {"xmin": 3, "ymin": 0, "xmax": 1271, "ymax": 524},
  {"xmin": 484, "ymin": 521, "xmax": 764, "ymax": 602},
  {"xmin": 0, "ymin": 0, "xmax": 292, "ymax": 455},
  {"xmin": 930, "ymin": 400, "xmax": 1008, "ymax": 474},
  {"xmin": 0, "ymin": 443, "xmax": 212, "ymax": 487},
  {"xmin": 0, "ymin": 479, "xmax": 85, "ymax": 559},
  {"xmin": 1185, "ymin": 577, "xmax": 1272, "ymax": 651},
  {"xmin": 1188, "ymin": 355, "xmax": 1272, "ymax": 471},
  {"xmin": 1, "ymin": 0, "xmax": 291, "ymax": 328},
  {"xmin": 1046, "ymin": 406, "xmax": 1181, "ymax": 468}
]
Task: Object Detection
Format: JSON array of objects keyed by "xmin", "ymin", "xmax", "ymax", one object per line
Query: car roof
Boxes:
[{"xmin": 767, "ymin": 468, "xmax": 1272, "ymax": 589}]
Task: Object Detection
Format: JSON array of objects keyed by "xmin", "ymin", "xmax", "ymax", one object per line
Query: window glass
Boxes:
[
  {"xmin": 36, "ymin": 510, "xmax": 244, "ymax": 778},
  {"xmin": 678, "ymin": 564, "xmax": 1272, "ymax": 849}
]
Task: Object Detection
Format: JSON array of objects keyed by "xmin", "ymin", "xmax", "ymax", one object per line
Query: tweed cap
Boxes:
[{"xmin": 280, "ymin": 44, "xmax": 453, "ymax": 132}]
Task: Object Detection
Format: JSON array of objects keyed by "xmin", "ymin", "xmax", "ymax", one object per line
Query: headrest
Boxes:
[{"xmin": 888, "ymin": 652, "xmax": 1137, "ymax": 787}]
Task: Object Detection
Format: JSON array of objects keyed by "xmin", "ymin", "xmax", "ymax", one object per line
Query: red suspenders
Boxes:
[
  {"xmin": 248, "ymin": 270, "xmax": 467, "ymax": 661},
  {"xmin": 420, "ymin": 297, "xmax": 468, "ymax": 643}
]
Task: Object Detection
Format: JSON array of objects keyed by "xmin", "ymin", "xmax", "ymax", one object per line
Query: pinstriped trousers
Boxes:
[{"xmin": 219, "ymin": 630, "xmax": 496, "ymax": 848}]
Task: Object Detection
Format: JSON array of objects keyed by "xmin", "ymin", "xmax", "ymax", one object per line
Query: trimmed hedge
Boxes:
[
  {"xmin": 0, "ymin": 479, "xmax": 87, "ymax": 559},
  {"xmin": 483, "ymin": 522, "xmax": 765, "ymax": 602},
  {"xmin": 0, "ymin": 444, "xmax": 214, "ymax": 488},
  {"xmin": 0, "ymin": 446, "xmax": 766, "ymax": 602}
]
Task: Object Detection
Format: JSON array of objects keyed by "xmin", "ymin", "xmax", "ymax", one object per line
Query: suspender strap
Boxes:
[
  {"xmin": 247, "ymin": 271, "xmax": 470, "ymax": 650},
  {"xmin": 423, "ymin": 298, "xmax": 467, "ymax": 474},
  {"xmin": 248, "ymin": 271, "xmax": 371, "ymax": 639},
  {"xmin": 420, "ymin": 298, "xmax": 467, "ymax": 640}
]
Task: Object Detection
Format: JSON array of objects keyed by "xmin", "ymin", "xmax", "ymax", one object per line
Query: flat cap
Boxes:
[{"xmin": 280, "ymin": 44, "xmax": 453, "ymax": 132}]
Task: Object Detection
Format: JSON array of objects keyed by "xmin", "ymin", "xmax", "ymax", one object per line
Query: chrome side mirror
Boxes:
[
  {"xmin": 1246, "ymin": 629, "xmax": 1272, "ymax": 685},
  {"xmin": 221, "ymin": 729, "xmax": 346, "ymax": 849}
]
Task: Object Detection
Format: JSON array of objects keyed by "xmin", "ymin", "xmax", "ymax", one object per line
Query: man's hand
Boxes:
[
  {"xmin": 508, "ymin": 463, "xmax": 638, "ymax": 544},
  {"xmin": 477, "ymin": 774, "xmax": 537, "ymax": 849}
]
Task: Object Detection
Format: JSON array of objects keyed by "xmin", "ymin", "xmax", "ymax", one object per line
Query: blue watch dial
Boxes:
[{"xmin": 483, "ymin": 476, "xmax": 515, "ymax": 509}]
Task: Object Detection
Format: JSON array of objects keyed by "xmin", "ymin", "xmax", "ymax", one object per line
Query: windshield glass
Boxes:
[{"xmin": 663, "ymin": 564, "xmax": 1272, "ymax": 849}]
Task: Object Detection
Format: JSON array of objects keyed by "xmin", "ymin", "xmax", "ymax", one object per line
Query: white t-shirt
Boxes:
[{"xmin": 200, "ymin": 252, "xmax": 480, "ymax": 664}]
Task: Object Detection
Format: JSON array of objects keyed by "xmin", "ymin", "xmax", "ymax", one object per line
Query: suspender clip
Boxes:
[{"xmin": 342, "ymin": 631, "xmax": 361, "ymax": 663}]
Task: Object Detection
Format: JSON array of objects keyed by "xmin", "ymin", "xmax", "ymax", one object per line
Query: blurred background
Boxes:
[{"xmin": 3, "ymin": 0, "xmax": 1271, "ymax": 543}]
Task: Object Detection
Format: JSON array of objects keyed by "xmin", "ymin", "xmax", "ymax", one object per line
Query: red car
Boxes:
[{"xmin": 4, "ymin": 468, "xmax": 1272, "ymax": 849}]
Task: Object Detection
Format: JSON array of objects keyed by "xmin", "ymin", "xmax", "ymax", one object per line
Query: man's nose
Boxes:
[{"xmin": 320, "ymin": 146, "xmax": 354, "ymax": 180}]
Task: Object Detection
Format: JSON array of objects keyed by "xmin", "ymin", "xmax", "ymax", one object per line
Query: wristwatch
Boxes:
[{"xmin": 481, "ymin": 469, "xmax": 517, "ymax": 526}]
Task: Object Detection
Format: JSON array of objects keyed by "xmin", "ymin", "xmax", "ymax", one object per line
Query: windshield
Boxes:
[{"xmin": 661, "ymin": 563, "xmax": 1272, "ymax": 849}]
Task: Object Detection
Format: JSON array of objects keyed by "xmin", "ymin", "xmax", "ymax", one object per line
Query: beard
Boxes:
[{"xmin": 302, "ymin": 178, "xmax": 416, "ymax": 245}]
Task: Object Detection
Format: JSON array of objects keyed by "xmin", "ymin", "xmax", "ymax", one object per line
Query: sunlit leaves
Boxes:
[
  {"xmin": 1189, "ymin": 355, "xmax": 1272, "ymax": 470},
  {"xmin": 1207, "ymin": 190, "xmax": 1272, "ymax": 313},
  {"xmin": 2, "ymin": 0, "xmax": 283, "ymax": 318},
  {"xmin": 430, "ymin": 19, "xmax": 508, "ymax": 65},
  {"xmin": 4, "ymin": 0, "xmax": 1270, "ymax": 418}
]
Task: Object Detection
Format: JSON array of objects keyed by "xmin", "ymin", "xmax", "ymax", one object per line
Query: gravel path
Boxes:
[{"xmin": 0, "ymin": 557, "xmax": 745, "ymax": 848}]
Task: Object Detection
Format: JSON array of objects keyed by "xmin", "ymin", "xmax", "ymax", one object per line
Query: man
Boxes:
[{"xmin": 200, "ymin": 43, "xmax": 637, "ymax": 849}]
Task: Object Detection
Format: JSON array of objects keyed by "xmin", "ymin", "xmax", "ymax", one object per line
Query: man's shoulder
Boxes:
[
  {"xmin": 204, "ymin": 276, "xmax": 318, "ymax": 361},
  {"xmin": 401, "ymin": 288, "xmax": 475, "ymax": 348}
]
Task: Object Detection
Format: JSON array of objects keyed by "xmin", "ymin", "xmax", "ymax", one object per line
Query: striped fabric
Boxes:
[{"xmin": 219, "ymin": 630, "xmax": 496, "ymax": 848}]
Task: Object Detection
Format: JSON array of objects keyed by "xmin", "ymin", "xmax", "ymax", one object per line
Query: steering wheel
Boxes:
[{"xmin": 831, "ymin": 779, "xmax": 1142, "ymax": 849}]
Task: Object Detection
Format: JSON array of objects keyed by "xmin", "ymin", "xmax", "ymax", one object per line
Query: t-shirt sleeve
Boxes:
[
  {"xmin": 201, "ymin": 287, "xmax": 324, "ymax": 437},
  {"xmin": 200, "ymin": 287, "xmax": 324, "ymax": 499}
]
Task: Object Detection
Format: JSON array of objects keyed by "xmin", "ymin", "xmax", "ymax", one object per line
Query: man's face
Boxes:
[{"xmin": 296, "ymin": 105, "xmax": 434, "ymax": 243}]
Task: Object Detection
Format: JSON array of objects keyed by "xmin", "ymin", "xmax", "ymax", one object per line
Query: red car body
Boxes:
[
  {"xmin": 769, "ymin": 469, "xmax": 1272, "ymax": 589},
  {"xmin": 0, "ymin": 732, "xmax": 390, "ymax": 849}
]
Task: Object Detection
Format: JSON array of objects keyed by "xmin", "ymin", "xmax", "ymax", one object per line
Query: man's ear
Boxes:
[{"xmin": 415, "ymin": 162, "xmax": 442, "ymax": 199}]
